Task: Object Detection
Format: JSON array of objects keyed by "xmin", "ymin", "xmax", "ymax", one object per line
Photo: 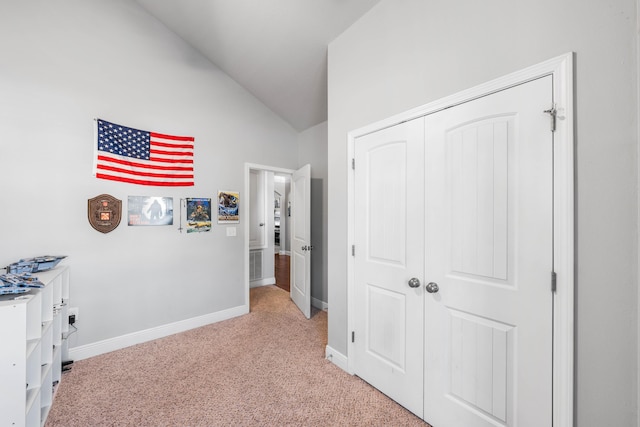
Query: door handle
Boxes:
[
  {"xmin": 259, "ymin": 223, "xmax": 265, "ymax": 226},
  {"xmin": 426, "ymin": 282, "xmax": 439, "ymax": 293},
  {"xmin": 408, "ymin": 278, "xmax": 421, "ymax": 288}
]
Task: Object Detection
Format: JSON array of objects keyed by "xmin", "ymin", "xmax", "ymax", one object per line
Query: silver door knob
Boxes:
[
  {"xmin": 408, "ymin": 278, "xmax": 421, "ymax": 288},
  {"xmin": 426, "ymin": 282, "xmax": 439, "ymax": 293}
]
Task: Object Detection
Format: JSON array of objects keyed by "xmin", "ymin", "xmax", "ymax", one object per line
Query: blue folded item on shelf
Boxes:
[
  {"xmin": 0, "ymin": 287, "xmax": 29, "ymax": 295},
  {"xmin": 6, "ymin": 256, "xmax": 66, "ymax": 274},
  {"xmin": 0, "ymin": 273, "xmax": 44, "ymax": 288}
]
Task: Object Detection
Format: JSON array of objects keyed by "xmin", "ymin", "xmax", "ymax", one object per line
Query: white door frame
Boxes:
[
  {"xmin": 244, "ymin": 163, "xmax": 295, "ymax": 306},
  {"xmin": 346, "ymin": 52, "xmax": 574, "ymax": 426}
]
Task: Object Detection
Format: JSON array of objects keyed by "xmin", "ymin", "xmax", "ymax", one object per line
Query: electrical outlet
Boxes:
[{"xmin": 68, "ymin": 307, "xmax": 79, "ymax": 323}]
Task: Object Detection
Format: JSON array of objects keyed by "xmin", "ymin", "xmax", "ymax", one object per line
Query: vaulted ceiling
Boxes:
[{"xmin": 135, "ymin": 0, "xmax": 382, "ymax": 131}]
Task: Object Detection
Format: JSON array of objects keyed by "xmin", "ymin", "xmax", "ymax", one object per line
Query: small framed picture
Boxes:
[
  {"xmin": 217, "ymin": 190, "xmax": 239, "ymax": 223},
  {"xmin": 186, "ymin": 198, "xmax": 212, "ymax": 233},
  {"xmin": 128, "ymin": 196, "xmax": 174, "ymax": 226}
]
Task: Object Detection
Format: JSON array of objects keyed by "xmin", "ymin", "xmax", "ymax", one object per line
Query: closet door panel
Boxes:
[
  {"xmin": 353, "ymin": 117, "xmax": 425, "ymax": 418},
  {"xmin": 424, "ymin": 76, "xmax": 554, "ymax": 427}
]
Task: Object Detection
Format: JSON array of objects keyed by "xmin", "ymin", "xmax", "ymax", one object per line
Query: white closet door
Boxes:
[
  {"xmin": 353, "ymin": 118, "xmax": 425, "ymax": 418},
  {"xmin": 424, "ymin": 76, "xmax": 554, "ymax": 427}
]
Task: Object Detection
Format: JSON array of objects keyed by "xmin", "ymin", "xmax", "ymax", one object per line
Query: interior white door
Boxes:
[
  {"xmin": 249, "ymin": 169, "xmax": 266, "ymax": 249},
  {"xmin": 290, "ymin": 164, "xmax": 311, "ymax": 318},
  {"xmin": 424, "ymin": 76, "xmax": 554, "ymax": 426},
  {"xmin": 353, "ymin": 118, "xmax": 425, "ymax": 417}
]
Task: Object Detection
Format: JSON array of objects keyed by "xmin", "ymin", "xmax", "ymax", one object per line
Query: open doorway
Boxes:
[
  {"xmin": 246, "ymin": 167, "xmax": 290, "ymax": 290},
  {"xmin": 244, "ymin": 163, "xmax": 312, "ymax": 318},
  {"xmin": 273, "ymin": 174, "xmax": 291, "ymax": 292}
]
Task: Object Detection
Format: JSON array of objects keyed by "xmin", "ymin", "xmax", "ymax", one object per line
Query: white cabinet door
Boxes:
[
  {"xmin": 352, "ymin": 118, "xmax": 425, "ymax": 418},
  {"xmin": 290, "ymin": 164, "xmax": 311, "ymax": 319},
  {"xmin": 424, "ymin": 76, "xmax": 553, "ymax": 427}
]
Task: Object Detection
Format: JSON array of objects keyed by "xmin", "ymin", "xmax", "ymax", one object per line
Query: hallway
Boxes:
[{"xmin": 274, "ymin": 254, "xmax": 290, "ymax": 292}]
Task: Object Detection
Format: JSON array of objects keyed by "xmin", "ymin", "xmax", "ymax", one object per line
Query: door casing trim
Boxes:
[{"xmin": 345, "ymin": 52, "xmax": 574, "ymax": 426}]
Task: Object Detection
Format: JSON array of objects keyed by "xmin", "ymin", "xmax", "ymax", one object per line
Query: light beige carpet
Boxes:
[{"xmin": 46, "ymin": 285, "xmax": 427, "ymax": 426}]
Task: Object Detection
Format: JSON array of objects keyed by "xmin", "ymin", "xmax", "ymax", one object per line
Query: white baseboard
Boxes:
[
  {"xmin": 250, "ymin": 277, "xmax": 276, "ymax": 288},
  {"xmin": 69, "ymin": 304, "xmax": 249, "ymax": 361},
  {"xmin": 279, "ymin": 250, "xmax": 291, "ymax": 256},
  {"xmin": 325, "ymin": 345, "xmax": 349, "ymax": 373},
  {"xmin": 312, "ymin": 297, "xmax": 328, "ymax": 311}
]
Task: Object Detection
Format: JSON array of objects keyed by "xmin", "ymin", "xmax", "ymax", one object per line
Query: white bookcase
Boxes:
[{"xmin": 0, "ymin": 265, "xmax": 70, "ymax": 427}]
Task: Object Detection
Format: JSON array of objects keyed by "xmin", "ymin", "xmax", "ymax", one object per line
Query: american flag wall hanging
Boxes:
[{"xmin": 93, "ymin": 118, "xmax": 195, "ymax": 187}]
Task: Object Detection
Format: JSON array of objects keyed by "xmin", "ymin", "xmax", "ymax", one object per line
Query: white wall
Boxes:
[
  {"xmin": 327, "ymin": 0, "xmax": 638, "ymax": 425},
  {"xmin": 0, "ymin": 0, "xmax": 298, "ymax": 351},
  {"xmin": 298, "ymin": 121, "xmax": 328, "ymax": 305}
]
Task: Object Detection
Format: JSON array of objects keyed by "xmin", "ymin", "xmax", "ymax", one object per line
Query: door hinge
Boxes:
[
  {"xmin": 543, "ymin": 105, "xmax": 557, "ymax": 132},
  {"xmin": 352, "ymin": 245, "xmax": 355, "ymax": 256},
  {"xmin": 352, "ymin": 158, "xmax": 355, "ymax": 170},
  {"xmin": 352, "ymin": 331, "xmax": 355, "ymax": 343},
  {"xmin": 551, "ymin": 271, "xmax": 557, "ymax": 292}
]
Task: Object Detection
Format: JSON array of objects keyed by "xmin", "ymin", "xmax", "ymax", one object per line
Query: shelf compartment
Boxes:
[
  {"xmin": 26, "ymin": 387, "xmax": 41, "ymax": 422},
  {"xmin": 52, "ymin": 345, "xmax": 62, "ymax": 385},
  {"xmin": 26, "ymin": 293, "xmax": 43, "ymax": 341},
  {"xmin": 53, "ymin": 309, "xmax": 63, "ymax": 347},
  {"xmin": 40, "ymin": 363, "xmax": 53, "ymax": 410},
  {"xmin": 41, "ymin": 322, "xmax": 53, "ymax": 366},
  {"xmin": 26, "ymin": 340, "xmax": 42, "ymax": 392},
  {"xmin": 27, "ymin": 338, "xmax": 39, "ymax": 359}
]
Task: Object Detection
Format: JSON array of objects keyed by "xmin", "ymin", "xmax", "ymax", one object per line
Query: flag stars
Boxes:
[{"xmin": 97, "ymin": 121, "xmax": 152, "ymax": 160}]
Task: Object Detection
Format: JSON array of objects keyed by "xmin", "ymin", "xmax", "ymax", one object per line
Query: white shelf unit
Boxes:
[{"xmin": 0, "ymin": 265, "xmax": 70, "ymax": 427}]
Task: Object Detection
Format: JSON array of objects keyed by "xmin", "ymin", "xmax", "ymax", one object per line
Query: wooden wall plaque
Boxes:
[{"xmin": 88, "ymin": 194, "xmax": 122, "ymax": 233}]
